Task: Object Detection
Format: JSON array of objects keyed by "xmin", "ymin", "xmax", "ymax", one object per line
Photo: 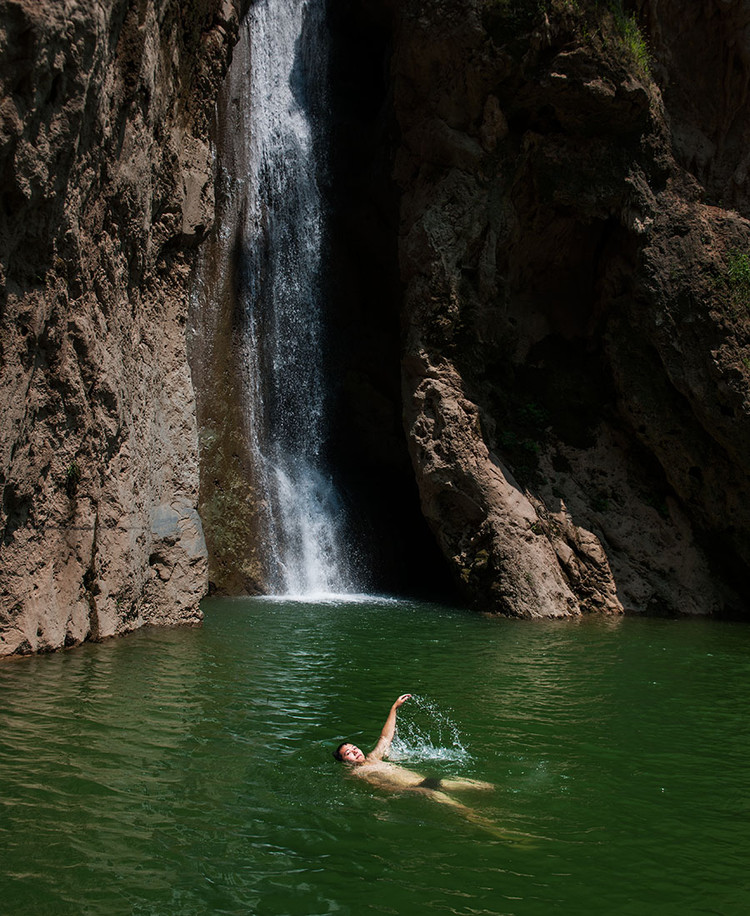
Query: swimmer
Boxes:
[
  {"xmin": 333, "ymin": 694, "xmax": 494, "ymax": 798},
  {"xmin": 334, "ymin": 694, "xmax": 540, "ymax": 845}
]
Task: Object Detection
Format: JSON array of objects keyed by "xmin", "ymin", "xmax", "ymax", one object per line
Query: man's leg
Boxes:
[{"xmin": 439, "ymin": 777, "xmax": 494, "ymax": 791}]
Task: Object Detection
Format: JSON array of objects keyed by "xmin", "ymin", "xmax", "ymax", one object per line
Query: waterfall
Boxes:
[{"xmin": 204, "ymin": 0, "xmax": 363, "ymax": 597}]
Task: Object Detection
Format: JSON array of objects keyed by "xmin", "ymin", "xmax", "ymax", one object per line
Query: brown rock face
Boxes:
[
  {"xmin": 187, "ymin": 15, "xmax": 267, "ymax": 597},
  {"xmin": 0, "ymin": 0, "xmax": 240, "ymax": 655},
  {"xmin": 4, "ymin": 0, "xmax": 748, "ymax": 647},
  {"xmin": 391, "ymin": 0, "xmax": 750, "ymax": 617}
]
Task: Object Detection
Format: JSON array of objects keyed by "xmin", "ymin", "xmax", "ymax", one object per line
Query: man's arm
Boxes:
[{"xmin": 368, "ymin": 694, "xmax": 412, "ymax": 760}]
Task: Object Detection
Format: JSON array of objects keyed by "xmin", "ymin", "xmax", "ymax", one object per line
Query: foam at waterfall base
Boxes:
[{"xmin": 259, "ymin": 592, "xmax": 401, "ymax": 607}]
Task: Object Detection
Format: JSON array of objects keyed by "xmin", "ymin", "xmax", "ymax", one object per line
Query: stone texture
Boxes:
[
  {"xmin": 5, "ymin": 0, "xmax": 750, "ymax": 645},
  {"xmin": 391, "ymin": 0, "xmax": 750, "ymax": 617},
  {"xmin": 0, "ymin": 0, "xmax": 241, "ymax": 655}
]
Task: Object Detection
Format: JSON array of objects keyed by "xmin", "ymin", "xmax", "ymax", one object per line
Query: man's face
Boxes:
[{"xmin": 339, "ymin": 744, "xmax": 365, "ymax": 763}]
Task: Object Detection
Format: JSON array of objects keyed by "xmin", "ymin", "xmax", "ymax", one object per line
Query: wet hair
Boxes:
[{"xmin": 333, "ymin": 742, "xmax": 349, "ymax": 761}]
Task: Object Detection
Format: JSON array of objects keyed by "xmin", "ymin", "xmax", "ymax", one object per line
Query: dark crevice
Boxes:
[{"xmin": 325, "ymin": 0, "xmax": 455, "ymax": 599}]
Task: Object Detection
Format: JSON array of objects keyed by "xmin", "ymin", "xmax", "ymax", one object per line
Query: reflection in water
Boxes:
[{"xmin": 1, "ymin": 600, "xmax": 749, "ymax": 915}]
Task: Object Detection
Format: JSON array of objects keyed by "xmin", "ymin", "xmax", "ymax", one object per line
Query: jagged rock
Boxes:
[
  {"xmin": 4, "ymin": 0, "xmax": 750, "ymax": 646},
  {"xmin": 391, "ymin": 0, "xmax": 750, "ymax": 617},
  {"xmin": 0, "ymin": 0, "xmax": 241, "ymax": 655}
]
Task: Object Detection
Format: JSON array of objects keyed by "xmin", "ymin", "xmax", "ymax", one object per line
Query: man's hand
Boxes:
[{"xmin": 369, "ymin": 694, "xmax": 413, "ymax": 760}]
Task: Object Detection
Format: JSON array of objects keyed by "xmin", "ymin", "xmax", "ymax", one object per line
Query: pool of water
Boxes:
[{"xmin": 1, "ymin": 597, "xmax": 749, "ymax": 915}]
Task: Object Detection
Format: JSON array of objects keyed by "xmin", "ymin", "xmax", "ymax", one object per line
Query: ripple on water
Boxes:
[{"xmin": 1, "ymin": 603, "xmax": 749, "ymax": 915}]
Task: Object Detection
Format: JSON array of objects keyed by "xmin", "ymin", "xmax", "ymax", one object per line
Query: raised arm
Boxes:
[{"xmin": 368, "ymin": 694, "xmax": 412, "ymax": 761}]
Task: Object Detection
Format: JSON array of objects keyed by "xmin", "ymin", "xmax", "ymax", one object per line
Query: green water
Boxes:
[{"xmin": 1, "ymin": 597, "xmax": 749, "ymax": 915}]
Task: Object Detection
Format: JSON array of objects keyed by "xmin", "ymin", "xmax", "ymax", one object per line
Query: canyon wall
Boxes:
[
  {"xmin": 3, "ymin": 0, "xmax": 749, "ymax": 656},
  {"xmin": 0, "ymin": 0, "xmax": 241, "ymax": 655},
  {"xmin": 391, "ymin": 0, "xmax": 750, "ymax": 616}
]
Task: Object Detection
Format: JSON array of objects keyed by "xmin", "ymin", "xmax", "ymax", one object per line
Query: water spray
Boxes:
[{"xmin": 390, "ymin": 694, "xmax": 470, "ymax": 766}]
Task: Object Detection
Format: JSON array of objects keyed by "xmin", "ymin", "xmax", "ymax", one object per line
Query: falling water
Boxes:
[{"xmin": 206, "ymin": 0, "xmax": 362, "ymax": 597}]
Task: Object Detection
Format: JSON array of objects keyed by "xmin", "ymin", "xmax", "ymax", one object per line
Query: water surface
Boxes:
[{"xmin": 1, "ymin": 597, "xmax": 749, "ymax": 914}]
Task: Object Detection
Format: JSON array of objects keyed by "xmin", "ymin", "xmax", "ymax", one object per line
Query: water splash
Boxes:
[{"xmin": 390, "ymin": 695, "xmax": 470, "ymax": 765}]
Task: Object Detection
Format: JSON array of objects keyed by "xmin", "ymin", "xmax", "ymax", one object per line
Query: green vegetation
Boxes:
[
  {"xmin": 725, "ymin": 248, "xmax": 750, "ymax": 311},
  {"xmin": 64, "ymin": 462, "xmax": 81, "ymax": 497},
  {"xmin": 608, "ymin": 0, "xmax": 650, "ymax": 74},
  {"xmin": 482, "ymin": 0, "xmax": 651, "ymax": 77},
  {"xmin": 517, "ymin": 401, "xmax": 547, "ymax": 428},
  {"xmin": 497, "ymin": 399, "xmax": 548, "ymax": 485},
  {"xmin": 591, "ymin": 493, "xmax": 610, "ymax": 513},
  {"xmin": 483, "ymin": 0, "xmax": 550, "ymax": 36},
  {"xmin": 484, "ymin": 0, "xmax": 548, "ymax": 14},
  {"xmin": 643, "ymin": 491, "xmax": 669, "ymax": 519},
  {"xmin": 484, "ymin": 0, "xmax": 582, "ymax": 15}
]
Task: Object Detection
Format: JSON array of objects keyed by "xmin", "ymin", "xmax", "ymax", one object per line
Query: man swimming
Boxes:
[
  {"xmin": 331, "ymin": 694, "xmax": 547, "ymax": 845},
  {"xmin": 333, "ymin": 694, "xmax": 493, "ymax": 797}
]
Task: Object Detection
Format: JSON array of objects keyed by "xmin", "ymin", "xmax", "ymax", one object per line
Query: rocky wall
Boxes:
[
  {"xmin": 4, "ymin": 0, "xmax": 749, "ymax": 651},
  {"xmin": 390, "ymin": 0, "xmax": 750, "ymax": 616},
  {"xmin": 0, "ymin": 0, "xmax": 241, "ymax": 655}
]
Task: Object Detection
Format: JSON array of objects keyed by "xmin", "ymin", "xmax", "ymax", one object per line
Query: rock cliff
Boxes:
[
  {"xmin": 391, "ymin": 0, "xmax": 750, "ymax": 616},
  {"xmin": 0, "ymin": 0, "xmax": 240, "ymax": 655},
  {"xmin": 3, "ymin": 0, "xmax": 749, "ymax": 656}
]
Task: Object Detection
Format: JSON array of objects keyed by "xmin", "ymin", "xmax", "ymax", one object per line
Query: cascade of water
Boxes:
[{"xmin": 208, "ymin": 0, "xmax": 363, "ymax": 597}]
